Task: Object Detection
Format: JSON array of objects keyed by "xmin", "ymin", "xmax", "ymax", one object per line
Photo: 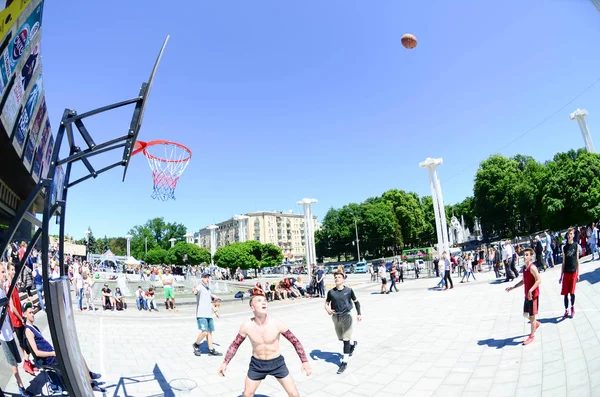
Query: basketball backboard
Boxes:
[{"xmin": 121, "ymin": 35, "xmax": 169, "ymax": 181}]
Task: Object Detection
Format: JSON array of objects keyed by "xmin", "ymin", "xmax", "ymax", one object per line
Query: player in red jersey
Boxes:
[
  {"xmin": 560, "ymin": 228, "xmax": 579, "ymax": 318},
  {"xmin": 505, "ymin": 248, "xmax": 541, "ymax": 345}
]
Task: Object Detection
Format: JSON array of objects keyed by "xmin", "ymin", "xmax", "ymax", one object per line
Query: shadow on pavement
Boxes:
[
  {"xmin": 309, "ymin": 350, "xmax": 342, "ymax": 366},
  {"xmin": 580, "ymin": 266, "xmax": 600, "ymax": 285},
  {"xmin": 489, "ymin": 279, "xmax": 507, "ymax": 285},
  {"xmin": 196, "ymin": 340, "xmax": 222, "ymax": 354},
  {"xmin": 108, "ymin": 364, "xmax": 175, "ymax": 397},
  {"xmin": 426, "ymin": 287, "xmax": 444, "ymax": 292},
  {"xmin": 477, "ymin": 335, "xmax": 528, "ymax": 349},
  {"xmin": 237, "ymin": 394, "xmax": 270, "ymax": 397},
  {"xmin": 538, "ymin": 316, "xmax": 566, "ymax": 324}
]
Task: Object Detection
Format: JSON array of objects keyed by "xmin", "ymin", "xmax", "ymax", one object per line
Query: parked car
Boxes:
[
  {"xmin": 354, "ymin": 261, "xmax": 368, "ymax": 273},
  {"xmin": 344, "ymin": 264, "xmax": 354, "ymax": 274}
]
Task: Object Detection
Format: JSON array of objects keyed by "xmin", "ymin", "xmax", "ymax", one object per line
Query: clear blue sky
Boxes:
[{"xmin": 42, "ymin": 0, "xmax": 600, "ymax": 240}]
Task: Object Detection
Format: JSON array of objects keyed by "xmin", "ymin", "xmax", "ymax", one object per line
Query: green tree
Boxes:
[
  {"xmin": 244, "ymin": 240, "xmax": 264, "ymax": 262},
  {"xmin": 96, "ymin": 235, "xmax": 110, "ymax": 253},
  {"xmin": 162, "ymin": 221, "xmax": 188, "ymax": 249},
  {"xmin": 144, "ymin": 248, "xmax": 170, "ymax": 265},
  {"xmin": 512, "ymin": 154, "xmax": 546, "ymax": 234},
  {"xmin": 168, "ymin": 242, "xmax": 210, "ymax": 266},
  {"xmin": 128, "ymin": 225, "xmax": 157, "ymax": 259},
  {"xmin": 213, "ymin": 243, "xmax": 259, "ymax": 270},
  {"xmin": 383, "ymin": 189, "xmax": 425, "ymax": 247},
  {"xmin": 474, "ymin": 154, "xmax": 521, "ymax": 239},
  {"xmin": 358, "ymin": 199, "xmax": 400, "ymax": 257},
  {"xmin": 260, "ymin": 243, "xmax": 284, "ymax": 268},
  {"xmin": 419, "ymin": 196, "xmax": 436, "ymax": 246},
  {"xmin": 542, "ymin": 149, "xmax": 600, "ymax": 229},
  {"xmin": 82, "ymin": 228, "xmax": 98, "ymax": 254},
  {"xmin": 108, "ymin": 237, "xmax": 127, "ymax": 256},
  {"xmin": 318, "ymin": 207, "xmax": 353, "ymax": 261},
  {"xmin": 128, "ymin": 218, "xmax": 187, "ymax": 256}
]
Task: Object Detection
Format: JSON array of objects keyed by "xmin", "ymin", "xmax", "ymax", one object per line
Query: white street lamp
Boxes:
[
  {"xmin": 207, "ymin": 225, "xmax": 219, "ymax": 265},
  {"xmin": 570, "ymin": 108, "xmax": 596, "ymax": 153},
  {"xmin": 233, "ymin": 214, "xmax": 250, "ymax": 242},
  {"xmin": 419, "ymin": 158, "xmax": 450, "ymax": 257},
  {"xmin": 297, "ymin": 198, "xmax": 317, "ymax": 281},
  {"xmin": 125, "ymin": 234, "xmax": 133, "ymax": 258}
]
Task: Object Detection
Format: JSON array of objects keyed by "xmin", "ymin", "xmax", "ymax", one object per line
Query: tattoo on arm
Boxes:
[
  {"xmin": 282, "ymin": 330, "xmax": 308, "ymax": 363},
  {"xmin": 223, "ymin": 333, "xmax": 246, "ymax": 364}
]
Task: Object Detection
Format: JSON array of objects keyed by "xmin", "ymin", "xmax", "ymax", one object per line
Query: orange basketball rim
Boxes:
[{"xmin": 132, "ymin": 140, "xmax": 192, "ymax": 201}]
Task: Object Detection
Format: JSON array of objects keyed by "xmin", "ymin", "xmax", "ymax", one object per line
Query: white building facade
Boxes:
[{"xmin": 191, "ymin": 211, "xmax": 319, "ymax": 262}]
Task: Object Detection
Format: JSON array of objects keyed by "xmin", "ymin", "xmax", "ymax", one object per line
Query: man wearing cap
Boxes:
[{"xmin": 192, "ymin": 273, "xmax": 223, "ymax": 357}]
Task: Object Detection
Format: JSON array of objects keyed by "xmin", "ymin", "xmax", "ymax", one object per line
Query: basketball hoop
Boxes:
[{"xmin": 132, "ymin": 140, "xmax": 192, "ymax": 201}]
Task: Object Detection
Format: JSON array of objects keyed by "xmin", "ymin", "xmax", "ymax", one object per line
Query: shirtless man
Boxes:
[{"xmin": 217, "ymin": 295, "xmax": 312, "ymax": 397}]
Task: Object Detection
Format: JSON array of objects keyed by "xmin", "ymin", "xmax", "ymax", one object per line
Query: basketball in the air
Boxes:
[{"xmin": 401, "ymin": 33, "xmax": 417, "ymax": 49}]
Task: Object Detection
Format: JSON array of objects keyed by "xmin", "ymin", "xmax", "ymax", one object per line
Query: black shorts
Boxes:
[
  {"xmin": 381, "ymin": 278, "xmax": 387, "ymax": 284},
  {"xmin": 13, "ymin": 326, "xmax": 29, "ymax": 354},
  {"xmin": 524, "ymin": 297, "xmax": 539, "ymax": 317},
  {"xmin": 248, "ymin": 355, "xmax": 289, "ymax": 381}
]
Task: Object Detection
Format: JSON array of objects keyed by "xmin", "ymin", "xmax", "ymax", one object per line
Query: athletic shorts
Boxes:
[
  {"xmin": 561, "ymin": 272, "xmax": 577, "ymax": 295},
  {"xmin": 248, "ymin": 355, "xmax": 289, "ymax": 381},
  {"xmin": 381, "ymin": 278, "xmax": 387, "ymax": 285},
  {"xmin": 524, "ymin": 297, "xmax": 539, "ymax": 317},
  {"xmin": 13, "ymin": 326, "xmax": 29, "ymax": 354},
  {"xmin": 332, "ymin": 313, "xmax": 353, "ymax": 341},
  {"xmin": 164, "ymin": 287, "xmax": 174, "ymax": 299},
  {"xmin": 196, "ymin": 317, "xmax": 215, "ymax": 332},
  {"xmin": 1, "ymin": 338, "xmax": 22, "ymax": 367}
]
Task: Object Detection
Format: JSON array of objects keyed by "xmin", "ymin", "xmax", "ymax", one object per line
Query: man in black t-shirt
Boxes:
[
  {"xmin": 324, "ymin": 272, "xmax": 362, "ymax": 374},
  {"xmin": 101, "ymin": 284, "xmax": 116, "ymax": 310},
  {"xmin": 535, "ymin": 236, "xmax": 545, "ymax": 272},
  {"xmin": 560, "ymin": 228, "xmax": 580, "ymax": 319}
]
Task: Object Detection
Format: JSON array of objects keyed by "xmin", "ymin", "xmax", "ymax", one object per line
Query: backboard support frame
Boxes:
[{"xmin": 0, "ymin": 36, "xmax": 169, "ymax": 397}]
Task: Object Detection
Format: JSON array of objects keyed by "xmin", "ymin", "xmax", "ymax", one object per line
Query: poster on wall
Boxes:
[
  {"xmin": 11, "ymin": 71, "xmax": 42, "ymax": 156},
  {"xmin": 0, "ymin": 2, "xmax": 42, "ymax": 97},
  {"xmin": 2, "ymin": 40, "xmax": 41, "ymax": 130},
  {"xmin": 22, "ymin": 98, "xmax": 45, "ymax": 170},
  {"xmin": 31, "ymin": 141, "xmax": 43, "ymax": 181},
  {"xmin": 38, "ymin": 128, "xmax": 53, "ymax": 181},
  {"xmin": 0, "ymin": 0, "xmax": 34, "ymax": 38}
]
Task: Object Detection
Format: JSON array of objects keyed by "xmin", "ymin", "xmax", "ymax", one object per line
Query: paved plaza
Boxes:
[{"xmin": 4, "ymin": 259, "xmax": 600, "ymax": 397}]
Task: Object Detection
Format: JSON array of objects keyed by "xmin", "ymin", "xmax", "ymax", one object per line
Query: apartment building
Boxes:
[{"xmin": 191, "ymin": 211, "xmax": 319, "ymax": 261}]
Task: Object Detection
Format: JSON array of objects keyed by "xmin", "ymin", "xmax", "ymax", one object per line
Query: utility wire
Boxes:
[{"xmin": 443, "ymin": 76, "xmax": 600, "ymax": 183}]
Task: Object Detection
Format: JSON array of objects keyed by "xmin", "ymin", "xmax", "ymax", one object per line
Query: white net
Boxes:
[{"xmin": 143, "ymin": 142, "xmax": 191, "ymax": 201}]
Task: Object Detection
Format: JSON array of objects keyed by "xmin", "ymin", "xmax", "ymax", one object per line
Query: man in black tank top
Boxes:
[
  {"xmin": 560, "ymin": 228, "xmax": 580, "ymax": 319},
  {"xmin": 325, "ymin": 271, "xmax": 362, "ymax": 374}
]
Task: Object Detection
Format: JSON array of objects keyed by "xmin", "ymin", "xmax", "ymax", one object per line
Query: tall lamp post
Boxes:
[
  {"xmin": 570, "ymin": 108, "xmax": 596, "ymax": 153},
  {"xmin": 352, "ymin": 215, "xmax": 361, "ymax": 262},
  {"xmin": 207, "ymin": 224, "xmax": 218, "ymax": 265},
  {"xmin": 233, "ymin": 214, "xmax": 250, "ymax": 242},
  {"xmin": 84, "ymin": 228, "xmax": 91, "ymax": 263},
  {"xmin": 419, "ymin": 158, "xmax": 450, "ymax": 257},
  {"xmin": 125, "ymin": 234, "xmax": 133, "ymax": 258},
  {"xmin": 297, "ymin": 198, "xmax": 317, "ymax": 281}
]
